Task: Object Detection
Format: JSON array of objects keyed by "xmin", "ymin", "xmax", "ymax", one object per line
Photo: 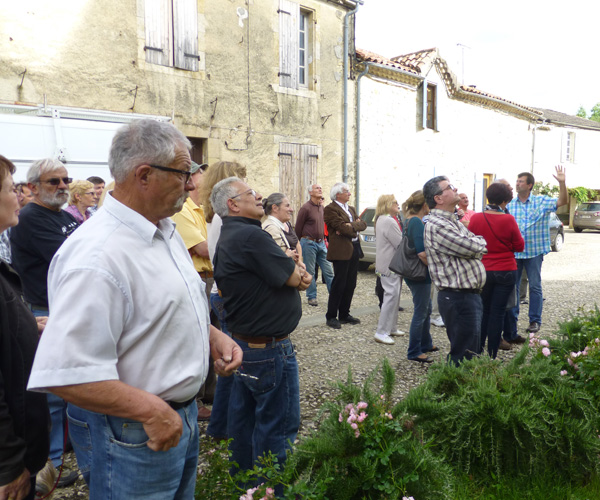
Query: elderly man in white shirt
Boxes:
[{"xmin": 28, "ymin": 119, "xmax": 242, "ymax": 499}]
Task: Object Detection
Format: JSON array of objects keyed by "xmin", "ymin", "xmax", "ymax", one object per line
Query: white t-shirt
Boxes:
[{"xmin": 28, "ymin": 193, "xmax": 210, "ymax": 403}]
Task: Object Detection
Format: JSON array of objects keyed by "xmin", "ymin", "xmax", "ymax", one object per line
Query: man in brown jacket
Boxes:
[{"xmin": 324, "ymin": 182, "xmax": 367, "ymax": 329}]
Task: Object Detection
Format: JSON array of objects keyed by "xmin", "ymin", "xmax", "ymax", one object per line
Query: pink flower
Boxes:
[
  {"xmin": 347, "ymin": 414, "xmax": 356, "ymax": 424},
  {"xmin": 568, "ymin": 358, "xmax": 574, "ymax": 367},
  {"xmin": 385, "ymin": 412, "xmax": 393, "ymax": 420},
  {"xmin": 339, "ymin": 413, "xmax": 343, "ymax": 422},
  {"xmin": 351, "ymin": 423, "xmax": 358, "ymax": 430},
  {"xmin": 345, "ymin": 403, "xmax": 354, "ymax": 412},
  {"xmin": 542, "ymin": 347, "xmax": 551, "ymax": 357},
  {"xmin": 583, "ymin": 350, "xmax": 589, "ymax": 356},
  {"xmin": 354, "ymin": 429, "xmax": 360, "ymax": 438},
  {"xmin": 264, "ymin": 487, "xmax": 275, "ymax": 499},
  {"xmin": 571, "ymin": 352, "xmax": 580, "ymax": 358},
  {"xmin": 357, "ymin": 412, "xmax": 367, "ymax": 422},
  {"xmin": 560, "ymin": 370, "xmax": 567, "ymax": 376},
  {"xmin": 540, "ymin": 340, "xmax": 549, "ymax": 347},
  {"xmin": 529, "ymin": 332, "xmax": 536, "ymax": 339},
  {"xmin": 380, "ymin": 394, "xmax": 385, "ymax": 400},
  {"xmin": 357, "ymin": 401, "xmax": 368, "ymax": 410}
]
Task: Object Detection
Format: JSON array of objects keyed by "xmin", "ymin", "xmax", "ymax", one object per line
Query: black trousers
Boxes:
[{"xmin": 326, "ymin": 242, "xmax": 361, "ymax": 320}]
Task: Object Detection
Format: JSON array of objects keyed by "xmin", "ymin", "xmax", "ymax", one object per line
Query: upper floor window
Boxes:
[
  {"xmin": 564, "ymin": 131, "xmax": 575, "ymax": 163},
  {"xmin": 144, "ymin": 0, "xmax": 199, "ymax": 71},
  {"xmin": 279, "ymin": 0, "xmax": 313, "ymax": 89},
  {"xmin": 426, "ymin": 84, "xmax": 437, "ymax": 130}
]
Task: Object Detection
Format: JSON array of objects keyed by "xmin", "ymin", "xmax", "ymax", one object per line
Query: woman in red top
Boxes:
[{"xmin": 469, "ymin": 183, "xmax": 524, "ymax": 358}]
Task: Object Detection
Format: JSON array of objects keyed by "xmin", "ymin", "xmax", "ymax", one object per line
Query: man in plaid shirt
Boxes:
[
  {"xmin": 423, "ymin": 176, "xmax": 487, "ymax": 365},
  {"xmin": 504, "ymin": 166, "xmax": 567, "ymax": 338}
]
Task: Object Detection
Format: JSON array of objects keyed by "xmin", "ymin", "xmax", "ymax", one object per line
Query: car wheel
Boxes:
[
  {"xmin": 358, "ymin": 261, "xmax": 372, "ymax": 271},
  {"xmin": 552, "ymin": 231, "xmax": 564, "ymax": 252},
  {"xmin": 574, "ymin": 227, "xmax": 583, "ymax": 233}
]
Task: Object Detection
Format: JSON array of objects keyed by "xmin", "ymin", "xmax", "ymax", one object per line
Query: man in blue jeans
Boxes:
[
  {"xmin": 211, "ymin": 176, "xmax": 310, "ymax": 491},
  {"xmin": 504, "ymin": 166, "xmax": 567, "ymax": 339},
  {"xmin": 295, "ymin": 183, "xmax": 334, "ymax": 306},
  {"xmin": 28, "ymin": 120, "xmax": 241, "ymax": 499},
  {"xmin": 423, "ymin": 176, "xmax": 488, "ymax": 365}
]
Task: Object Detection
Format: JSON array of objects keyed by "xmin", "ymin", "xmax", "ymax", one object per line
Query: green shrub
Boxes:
[
  {"xmin": 399, "ymin": 349, "xmax": 600, "ymax": 483},
  {"xmin": 286, "ymin": 359, "xmax": 454, "ymax": 500}
]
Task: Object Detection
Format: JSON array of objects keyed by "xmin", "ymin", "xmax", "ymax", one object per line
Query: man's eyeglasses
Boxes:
[
  {"xmin": 40, "ymin": 177, "xmax": 73, "ymax": 186},
  {"xmin": 148, "ymin": 164, "xmax": 192, "ymax": 184},
  {"xmin": 436, "ymin": 183, "xmax": 456, "ymax": 196},
  {"xmin": 231, "ymin": 188, "xmax": 256, "ymax": 200}
]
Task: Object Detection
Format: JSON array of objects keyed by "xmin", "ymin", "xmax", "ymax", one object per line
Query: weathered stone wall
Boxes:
[{"xmin": 0, "ymin": 0, "xmax": 354, "ymax": 202}]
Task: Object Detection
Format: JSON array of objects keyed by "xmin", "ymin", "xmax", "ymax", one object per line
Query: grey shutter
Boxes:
[
  {"xmin": 174, "ymin": 0, "xmax": 199, "ymax": 71},
  {"xmin": 421, "ymin": 79, "xmax": 427, "ymax": 129},
  {"xmin": 279, "ymin": 0, "xmax": 299, "ymax": 89},
  {"xmin": 560, "ymin": 131, "xmax": 567, "ymax": 163},
  {"xmin": 433, "ymin": 85, "xmax": 439, "ymax": 131},
  {"xmin": 145, "ymin": 0, "xmax": 172, "ymax": 67}
]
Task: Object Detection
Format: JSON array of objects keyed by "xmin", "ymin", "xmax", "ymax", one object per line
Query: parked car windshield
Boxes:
[
  {"xmin": 361, "ymin": 208, "xmax": 376, "ymax": 227},
  {"xmin": 578, "ymin": 203, "xmax": 600, "ymax": 212}
]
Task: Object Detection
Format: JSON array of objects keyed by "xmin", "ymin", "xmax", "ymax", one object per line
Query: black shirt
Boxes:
[
  {"xmin": 214, "ymin": 216, "xmax": 301, "ymax": 337},
  {"xmin": 9, "ymin": 203, "xmax": 79, "ymax": 307},
  {"xmin": 0, "ymin": 262, "xmax": 49, "ymax": 483}
]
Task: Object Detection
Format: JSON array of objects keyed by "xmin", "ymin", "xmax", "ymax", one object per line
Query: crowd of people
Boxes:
[{"xmin": 0, "ymin": 115, "xmax": 568, "ymax": 499}]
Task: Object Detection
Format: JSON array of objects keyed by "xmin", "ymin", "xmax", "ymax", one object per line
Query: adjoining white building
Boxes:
[{"xmin": 353, "ymin": 48, "xmax": 600, "ymax": 215}]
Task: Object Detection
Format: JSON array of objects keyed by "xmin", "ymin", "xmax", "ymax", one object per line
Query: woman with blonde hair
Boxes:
[
  {"xmin": 402, "ymin": 190, "xmax": 436, "ymax": 363},
  {"xmin": 373, "ymin": 194, "xmax": 404, "ymax": 345},
  {"xmin": 64, "ymin": 179, "xmax": 97, "ymax": 224},
  {"xmin": 200, "ymin": 161, "xmax": 247, "ymax": 442}
]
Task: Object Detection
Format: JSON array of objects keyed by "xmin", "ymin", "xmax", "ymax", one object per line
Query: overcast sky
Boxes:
[{"xmin": 355, "ymin": 0, "xmax": 598, "ymax": 116}]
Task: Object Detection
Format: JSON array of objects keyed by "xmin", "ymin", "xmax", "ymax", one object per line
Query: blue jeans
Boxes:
[
  {"xmin": 207, "ymin": 293, "xmax": 232, "ymax": 440},
  {"xmin": 438, "ymin": 290, "xmax": 482, "ymax": 365},
  {"xmin": 405, "ymin": 280, "xmax": 433, "ymax": 359},
  {"xmin": 67, "ymin": 402, "xmax": 199, "ymax": 499},
  {"xmin": 300, "ymin": 238, "xmax": 333, "ymax": 300},
  {"xmin": 504, "ymin": 255, "xmax": 544, "ymax": 339},
  {"xmin": 481, "ymin": 270, "xmax": 516, "ymax": 358},
  {"xmin": 227, "ymin": 338, "xmax": 300, "ymax": 477},
  {"xmin": 30, "ymin": 305, "xmax": 68, "ymax": 468}
]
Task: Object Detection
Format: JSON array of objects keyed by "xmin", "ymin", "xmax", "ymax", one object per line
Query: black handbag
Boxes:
[{"xmin": 389, "ymin": 231, "xmax": 427, "ymax": 281}]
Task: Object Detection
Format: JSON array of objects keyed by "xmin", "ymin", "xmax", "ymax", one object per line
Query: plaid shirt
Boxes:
[
  {"xmin": 424, "ymin": 209, "xmax": 487, "ymax": 290},
  {"xmin": 506, "ymin": 194, "xmax": 557, "ymax": 259}
]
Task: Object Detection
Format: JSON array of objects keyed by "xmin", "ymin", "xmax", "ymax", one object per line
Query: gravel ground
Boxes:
[{"xmin": 52, "ymin": 229, "xmax": 600, "ymax": 499}]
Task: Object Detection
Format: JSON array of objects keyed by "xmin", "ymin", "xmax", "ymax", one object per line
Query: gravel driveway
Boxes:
[{"xmin": 54, "ymin": 229, "xmax": 600, "ymax": 499}]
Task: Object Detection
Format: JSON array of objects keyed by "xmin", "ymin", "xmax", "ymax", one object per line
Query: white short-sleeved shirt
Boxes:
[{"xmin": 28, "ymin": 193, "xmax": 210, "ymax": 403}]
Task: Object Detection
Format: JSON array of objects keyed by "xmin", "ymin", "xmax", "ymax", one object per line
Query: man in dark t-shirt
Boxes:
[
  {"xmin": 8, "ymin": 158, "xmax": 79, "ymax": 490},
  {"xmin": 212, "ymin": 176, "xmax": 311, "ymax": 485}
]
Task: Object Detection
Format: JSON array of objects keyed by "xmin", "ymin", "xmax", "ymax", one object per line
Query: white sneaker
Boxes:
[
  {"xmin": 430, "ymin": 316, "xmax": 445, "ymax": 327},
  {"xmin": 390, "ymin": 330, "xmax": 406, "ymax": 337},
  {"xmin": 374, "ymin": 332, "xmax": 395, "ymax": 344}
]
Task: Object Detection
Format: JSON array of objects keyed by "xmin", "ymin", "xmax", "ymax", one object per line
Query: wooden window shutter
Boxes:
[
  {"xmin": 421, "ymin": 79, "xmax": 427, "ymax": 129},
  {"xmin": 173, "ymin": 0, "xmax": 199, "ymax": 71},
  {"xmin": 279, "ymin": 0, "xmax": 299, "ymax": 89},
  {"xmin": 145, "ymin": 0, "xmax": 172, "ymax": 67}
]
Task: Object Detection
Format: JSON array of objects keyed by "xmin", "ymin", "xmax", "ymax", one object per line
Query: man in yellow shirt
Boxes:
[{"xmin": 172, "ymin": 161, "xmax": 214, "ymax": 421}]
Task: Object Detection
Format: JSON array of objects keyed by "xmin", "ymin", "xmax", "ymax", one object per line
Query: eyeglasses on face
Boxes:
[
  {"xmin": 231, "ymin": 188, "xmax": 257, "ymax": 200},
  {"xmin": 40, "ymin": 177, "xmax": 73, "ymax": 186},
  {"xmin": 148, "ymin": 164, "xmax": 192, "ymax": 184},
  {"xmin": 436, "ymin": 183, "xmax": 456, "ymax": 196}
]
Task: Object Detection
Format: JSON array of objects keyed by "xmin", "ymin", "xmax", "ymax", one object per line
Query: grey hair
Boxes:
[
  {"xmin": 210, "ymin": 177, "xmax": 243, "ymax": 218},
  {"xmin": 307, "ymin": 183, "xmax": 320, "ymax": 196},
  {"xmin": 262, "ymin": 192, "xmax": 287, "ymax": 215},
  {"xmin": 423, "ymin": 175, "xmax": 448, "ymax": 209},
  {"xmin": 330, "ymin": 182, "xmax": 350, "ymax": 201},
  {"xmin": 108, "ymin": 119, "xmax": 191, "ymax": 183},
  {"xmin": 27, "ymin": 158, "xmax": 66, "ymax": 184}
]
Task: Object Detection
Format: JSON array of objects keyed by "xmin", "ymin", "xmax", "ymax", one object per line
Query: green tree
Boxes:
[
  {"xmin": 590, "ymin": 103, "xmax": 600, "ymax": 122},
  {"xmin": 577, "ymin": 106, "xmax": 587, "ymax": 118}
]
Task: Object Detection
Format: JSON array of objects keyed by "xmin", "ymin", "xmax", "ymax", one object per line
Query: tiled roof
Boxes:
[
  {"xmin": 391, "ymin": 48, "xmax": 437, "ymax": 71},
  {"xmin": 533, "ymin": 108, "xmax": 600, "ymax": 130},
  {"xmin": 460, "ymin": 85, "xmax": 541, "ymax": 115},
  {"xmin": 355, "ymin": 48, "xmax": 420, "ymax": 75}
]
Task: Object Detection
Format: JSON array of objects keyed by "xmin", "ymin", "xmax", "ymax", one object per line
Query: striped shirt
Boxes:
[
  {"xmin": 506, "ymin": 194, "xmax": 557, "ymax": 259},
  {"xmin": 424, "ymin": 208, "xmax": 487, "ymax": 290}
]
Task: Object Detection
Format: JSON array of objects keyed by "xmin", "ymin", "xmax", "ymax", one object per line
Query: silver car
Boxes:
[
  {"xmin": 573, "ymin": 202, "xmax": 600, "ymax": 233},
  {"xmin": 358, "ymin": 207, "xmax": 376, "ymax": 270}
]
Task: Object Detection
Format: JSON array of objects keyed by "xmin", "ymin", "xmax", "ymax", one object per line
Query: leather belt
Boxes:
[
  {"xmin": 166, "ymin": 396, "xmax": 195, "ymax": 410},
  {"xmin": 302, "ymin": 237, "xmax": 323, "ymax": 243},
  {"xmin": 439, "ymin": 287, "xmax": 482, "ymax": 294},
  {"xmin": 199, "ymin": 271, "xmax": 214, "ymax": 279},
  {"xmin": 233, "ymin": 333, "xmax": 289, "ymax": 348}
]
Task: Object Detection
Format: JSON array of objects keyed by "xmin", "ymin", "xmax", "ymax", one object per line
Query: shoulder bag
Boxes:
[{"xmin": 388, "ymin": 221, "xmax": 427, "ymax": 281}]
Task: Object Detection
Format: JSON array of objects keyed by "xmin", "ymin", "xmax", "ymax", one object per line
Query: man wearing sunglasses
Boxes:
[
  {"xmin": 423, "ymin": 176, "xmax": 487, "ymax": 365},
  {"xmin": 9, "ymin": 158, "xmax": 81, "ymax": 491}
]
